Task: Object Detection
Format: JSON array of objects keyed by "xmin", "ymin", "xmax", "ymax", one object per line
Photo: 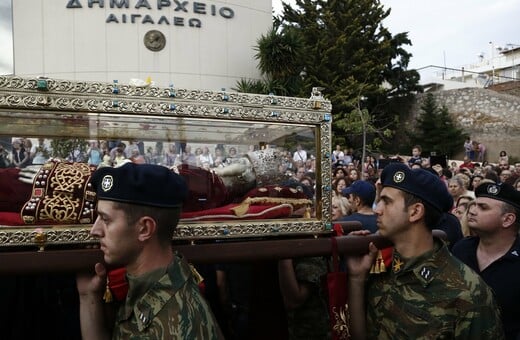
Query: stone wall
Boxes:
[{"xmin": 411, "ymin": 88, "xmax": 520, "ymax": 162}]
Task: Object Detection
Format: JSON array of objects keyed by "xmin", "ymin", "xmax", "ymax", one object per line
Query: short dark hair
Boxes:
[
  {"xmin": 402, "ymin": 191, "xmax": 442, "ymax": 229},
  {"xmin": 484, "ymin": 170, "xmax": 499, "ymax": 183},
  {"xmin": 114, "ymin": 202, "xmax": 181, "ymax": 246},
  {"xmin": 501, "ymin": 202, "xmax": 520, "ymax": 230}
]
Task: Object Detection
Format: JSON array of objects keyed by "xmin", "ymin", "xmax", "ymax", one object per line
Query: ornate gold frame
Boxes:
[{"xmin": 0, "ymin": 76, "xmax": 332, "ymax": 248}]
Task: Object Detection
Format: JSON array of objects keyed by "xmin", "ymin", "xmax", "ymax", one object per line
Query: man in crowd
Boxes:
[
  {"xmin": 76, "ymin": 163, "xmax": 223, "ymax": 339},
  {"xmin": 452, "ymin": 182, "xmax": 520, "ymax": 339},
  {"xmin": 346, "ymin": 163, "xmax": 503, "ymax": 339},
  {"xmin": 499, "ymin": 168, "xmax": 513, "ymax": 185},
  {"xmin": 339, "ymin": 180, "xmax": 377, "ymax": 233},
  {"xmin": 292, "ymin": 144, "xmax": 307, "ymax": 163}
]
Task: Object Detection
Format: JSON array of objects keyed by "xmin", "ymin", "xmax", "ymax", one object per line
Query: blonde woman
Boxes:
[
  {"xmin": 459, "ymin": 200, "xmax": 476, "ymax": 237},
  {"xmin": 332, "ymin": 195, "xmax": 351, "ymax": 220},
  {"xmin": 448, "ymin": 175, "xmax": 474, "ymax": 211}
]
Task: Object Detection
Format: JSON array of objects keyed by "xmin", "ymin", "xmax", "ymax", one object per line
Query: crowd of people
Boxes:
[
  {"xmin": 330, "ymin": 145, "xmax": 520, "ymax": 224},
  {"xmin": 327, "ymin": 144, "xmax": 519, "ymax": 340},
  {"xmin": 2, "ymin": 135, "xmax": 520, "ymax": 339},
  {"xmin": 75, "ymin": 141, "xmax": 519, "ymax": 339}
]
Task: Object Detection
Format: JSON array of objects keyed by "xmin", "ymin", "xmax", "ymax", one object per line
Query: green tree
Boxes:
[
  {"xmin": 233, "ymin": 79, "xmax": 266, "ymax": 94},
  {"xmin": 50, "ymin": 138, "xmax": 88, "ymax": 161},
  {"xmin": 242, "ymin": 0, "xmax": 421, "ymax": 154},
  {"xmin": 236, "ymin": 26, "xmax": 305, "ymax": 96},
  {"xmin": 410, "ymin": 93, "xmax": 468, "ymax": 158}
]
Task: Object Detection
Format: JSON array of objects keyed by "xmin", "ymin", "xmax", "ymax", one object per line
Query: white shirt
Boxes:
[
  {"xmin": 333, "ymin": 150, "xmax": 345, "ymax": 161},
  {"xmin": 293, "ymin": 149, "xmax": 307, "ymax": 162}
]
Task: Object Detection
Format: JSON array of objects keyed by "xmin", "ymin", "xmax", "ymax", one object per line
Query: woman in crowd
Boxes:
[
  {"xmin": 23, "ymin": 138, "xmax": 36, "ymax": 164},
  {"xmin": 332, "ymin": 195, "xmax": 351, "ymax": 220},
  {"xmin": 333, "ymin": 167, "xmax": 347, "ymax": 179},
  {"xmin": 198, "ymin": 146, "xmax": 214, "ymax": 167},
  {"xmin": 452, "ymin": 195, "xmax": 474, "ymax": 222},
  {"xmin": 448, "ymin": 176, "xmax": 473, "ymax": 211},
  {"xmin": 348, "ymin": 168, "xmax": 360, "ymax": 182},
  {"xmin": 498, "ymin": 150, "xmax": 508, "ymax": 164},
  {"xmin": 332, "ymin": 177, "xmax": 349, "ymax": 198},
  {"xmin": 11, "ymin": 139, "xmax": 30, "ymax": 168},
  {"xmin": 459, "ymin": 200, "xmax": 477, "ymax": 237},
  {"xmin": 469, "ymin": 174, "xmax": 484, "ymax": 191}
]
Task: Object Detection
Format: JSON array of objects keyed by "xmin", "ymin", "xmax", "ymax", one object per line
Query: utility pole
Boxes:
[{"xmin": 358, "ymin": 96, "xmax": 367, "ymax": 175}]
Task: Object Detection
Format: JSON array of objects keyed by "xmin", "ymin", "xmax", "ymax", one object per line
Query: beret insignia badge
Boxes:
[
  {"xmin": 393, "ymin": 171, "xmax": 405, "ymax": 183},
  {"xmin": 101, "ymin": 175, "xmax": 114, "ymax": 192},
  {"xmin": 487, "ymin": 184, "xmax": 500, "ymax": 195}
]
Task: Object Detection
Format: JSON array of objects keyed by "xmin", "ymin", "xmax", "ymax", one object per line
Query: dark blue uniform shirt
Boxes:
[
  {"xmin": 435, "ymin": 212, "xmax": 463, "ymax": 251},
  {"xmin": 339, "ymin": 213, "xmax": 377, "ymax": 233},
  {"xmin": 452, "ymin": 236, "xmax": 520, "ymax": 340}
]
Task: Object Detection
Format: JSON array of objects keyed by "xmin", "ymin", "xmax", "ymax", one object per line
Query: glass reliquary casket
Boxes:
[{"xmin": 0, "ymin": 76, "xmax": 333, "ymax": 250}]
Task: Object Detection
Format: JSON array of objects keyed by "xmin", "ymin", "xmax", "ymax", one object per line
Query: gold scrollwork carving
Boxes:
[{"xmin": 0, "ymin": 76, "xmax": 332, "ymax": 246}]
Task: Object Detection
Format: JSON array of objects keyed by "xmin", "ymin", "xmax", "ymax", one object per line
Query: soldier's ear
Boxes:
[
  {"xmin": 136, "ymin": 216, "xmax": 157, "ymax": 242},
  {"xmin": 408, "ymin": 203, "xmax": 424, "ymax": 223},
  {"xmin": 502, "ymin": 212, "xmax": 516, "ymax": 229}
]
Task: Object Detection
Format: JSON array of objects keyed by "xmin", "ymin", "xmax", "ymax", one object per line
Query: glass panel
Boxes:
[{"xmin": 0, "ymin": 110, "xmax": 320, "ymax": 227}]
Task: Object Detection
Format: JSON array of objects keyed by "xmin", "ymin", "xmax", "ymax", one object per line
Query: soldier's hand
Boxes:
[
  {"xmin": 348, "ymin": 229, "xmax": 372, "ymax": 236},
  {"xmin": 77, "ymin": 262, "xmax": 107, "ymax": 297},
  {"xmin": 345, "ymin": 242, "xmax": 379, "ymax": 282}
]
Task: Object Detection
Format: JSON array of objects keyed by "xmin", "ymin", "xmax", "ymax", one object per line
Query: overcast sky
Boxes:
[
  {"xmin": 273, "ymin": 0, "xmax": 520, "ymax": 80},
  {"xmin": 2, "ymin": 0, "xmax": 520, "ymax": 80}
]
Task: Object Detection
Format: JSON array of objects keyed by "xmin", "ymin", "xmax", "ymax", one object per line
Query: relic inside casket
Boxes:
[
  {"xmin": 0, "ymin": 76, "xmax": 332, "ymax": 246},
  {"xmin": 0, "ymin": 154, "xmax": 312, "ymax": 225}
]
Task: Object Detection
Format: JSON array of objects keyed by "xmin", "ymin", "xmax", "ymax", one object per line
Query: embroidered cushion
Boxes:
[{"xmin": 21, "ymin": 160, "xmax": 97, "ymax": 225}]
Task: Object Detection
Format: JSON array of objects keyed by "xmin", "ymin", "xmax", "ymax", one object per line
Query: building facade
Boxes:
[
  {"xmin": 12, "ymin": 0, "xmax": 272, "ymax": 90},
  {"xmin": 421, "ymin": 44, "xmax": 520, "ymax": 91}
]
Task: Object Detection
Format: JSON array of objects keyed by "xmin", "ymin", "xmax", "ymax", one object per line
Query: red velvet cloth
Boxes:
[
  {"xmin": 0, "ymin": 168, "xmax": 32, "ymax": 213},
  {"xmin": 243, "ymin": 185, "xmax": 308, "ymax": 200},
  {"xmin": 180, "ymin": 203, "xmax": 293, "ymax": 222},
  {"xmin": 107, "ymin": 266, "xmax": 206, "ymax": 302},
  {"xmin": 326, "ymin": 236, "xmax": 349, "ymax": 340},
  {"xmin": 107, "ymin": 268, "xmax": 128, "ymax": 302},
  {"xmin": 0, "ymin": 212, "xmax": 25, "ymax": 225},
  {"xmin": 0, "ymin": 163, "xmax": 301, "ymax": 225},
  {"xmin": 178, "ymin": 164, "xmax": 229, "ymax": 212}
]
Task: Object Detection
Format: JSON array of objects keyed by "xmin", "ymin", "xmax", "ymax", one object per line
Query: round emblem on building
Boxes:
[{"xmin": 144, "ymin": 30, "xmax": 166, "ymax": 52}]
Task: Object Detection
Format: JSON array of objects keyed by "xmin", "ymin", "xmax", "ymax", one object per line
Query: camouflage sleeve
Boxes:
[
  {"xmin": 170, "ymin": 281, "xmax": 224, "ymax": 340},
  {"xmin": 294, "ymin": 257, "xmax": 328, "ymax": 285},
  {"xmin": 113, "ymin": 266, "xmax": 224, "ymax": 339},
  {"xmin": 453, "ymin": 293, "xmax": 505, "ymax": 339},
  {"xmin": 113, "ymin": 280, "xmax": 224, "ymax": 340}
]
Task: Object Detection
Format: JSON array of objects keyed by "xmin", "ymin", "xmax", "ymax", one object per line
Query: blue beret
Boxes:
[
  {"xmin": 91, "ymin": 163, "xmax": 187, "ymax": 208},
  {"xmin": 380, "ymin": 163, "xmax": 453, "ymax": 212},
  {"xmin": 475, "ymin": 182, "xmax": 520, "ymax": 210}
]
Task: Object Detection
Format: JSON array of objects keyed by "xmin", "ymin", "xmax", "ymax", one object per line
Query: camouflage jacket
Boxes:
[
  {"xmin": 112, "ymin": 253, "xmax": 223, "ymax": 340},
  {"xmin": 286, "ymin": 256, "xmax": 331, "ymax": 340},
  {"xmin": 366, "ymin": 238, "xmax": 504, "ymax": 340}
]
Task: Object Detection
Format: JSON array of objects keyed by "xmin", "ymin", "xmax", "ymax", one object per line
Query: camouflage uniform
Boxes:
[
  {"xmin": 112, "ymin": 253, "xmax": 224, "ymax": 340},
  {"xmin": 286, "ymin": 256, "xmax": 331, "ymax": 340},
  {"xmin": 366, "ymin": 238, "xmax": 504, "ymax": 339}
]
